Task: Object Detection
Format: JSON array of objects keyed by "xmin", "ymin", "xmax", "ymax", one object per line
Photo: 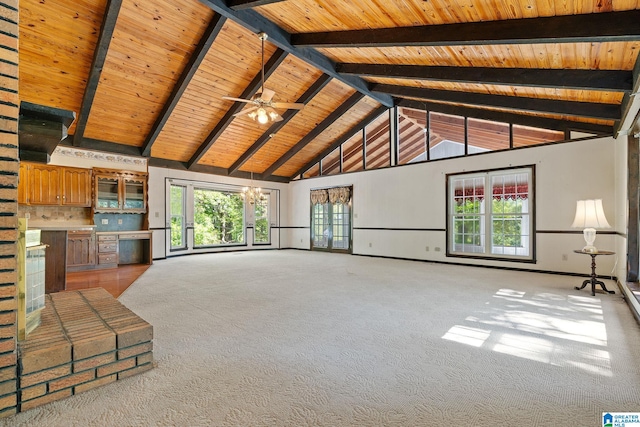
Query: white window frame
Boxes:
[{"xmin": 447, "ymin": 165, "xmax": 535, "ymax": 262}]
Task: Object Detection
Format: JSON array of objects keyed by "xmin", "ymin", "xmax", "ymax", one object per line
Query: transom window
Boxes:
[{"xmin": 447, "ymin": 166, "xmax": 534, "ymax": 261}]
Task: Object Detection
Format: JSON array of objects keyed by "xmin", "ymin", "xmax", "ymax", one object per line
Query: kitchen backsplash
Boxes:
[{"xmin": 18, "ymin": 206, "xmax": 92, "ymax": 224}]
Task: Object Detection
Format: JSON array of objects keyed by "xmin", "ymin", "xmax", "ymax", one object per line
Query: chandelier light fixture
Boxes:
[{"xmin": 241, "ymin": 172, "xmax": 266, "ymax": 205}]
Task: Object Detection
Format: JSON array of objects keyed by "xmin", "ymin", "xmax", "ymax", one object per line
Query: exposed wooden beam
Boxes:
[
  {"xmin": 292, "ymin": 10, "xmax": 640, "ymax": 47},
  {"xmin": 63, "ymin": 135, "xmax": 144, "ymax": 157},
  {"xmin": 149, "ymin": 157, "xmax": 289, "ymax": 183},
  {"xmin": 187, "ymin": 48, "xmax": 288, "ymax": 169},
  {"xmin": 228, "ymin": 74, "xmax": 332, "ymax": 175},
  {"xmin": 372, "ymin": 84, "xmax": 621, "ymax": 121},
  {"xmin": 398, "ymin": 99, "xmax": 613, "ymax": 135},
  {"xmin": 73, "ymin": 0, "xmax": 122, "ymax": 146},
  {"xmin": 198, "ymin": 0, "xmax": 393, "ymax": 107},
  {"xmin": 338, "ymin": 64, "xmax": 632, "ymax": 92},
  {"xmin": 141, "ymin": 14, "xmax": 227, "ymax": 157},
  {"xmin": 291, "ymin": 105, "xmax": 389, "ymax": 179},
  {"xmin": 260, "ymin": 92, "xmax": 365, "ymax": 179},
  {"xmin": 228, "ymin": 0, "xmax": 285, "ymax": 10}
]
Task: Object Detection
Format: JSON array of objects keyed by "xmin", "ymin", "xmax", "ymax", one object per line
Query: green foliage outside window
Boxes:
[
  {"xmin": 170, "ymin": 185, "xmax": 185, "ymax": 248},
  {"xmin": 453, "ymin": 199, "xmax": 482, "ymax": 246},
  {"xmin": 492, "ymin": 198, "xmax": 523, "ymax": 248},
  {"xmin": 194, "ymin": 189, "xmax": 244, "ymax": 246},
  {"xmin": 254, "ymin": 196, "xmax": 269, "ymax": 243}
]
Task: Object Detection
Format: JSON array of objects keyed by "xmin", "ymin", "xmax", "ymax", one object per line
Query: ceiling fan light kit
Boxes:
[{"xmin": 223, "ymin": 32, "xmax": 304, "ymax": 125}]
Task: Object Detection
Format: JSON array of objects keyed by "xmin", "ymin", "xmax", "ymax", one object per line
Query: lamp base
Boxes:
[{"xmin": 581, "ymin": 245, "xmax": 598, "ymax": 253}]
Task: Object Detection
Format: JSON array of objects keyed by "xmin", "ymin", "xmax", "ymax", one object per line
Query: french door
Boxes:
[{"xmin": 311, "ymin": 187, "xmax": 352, "ymax": 253}]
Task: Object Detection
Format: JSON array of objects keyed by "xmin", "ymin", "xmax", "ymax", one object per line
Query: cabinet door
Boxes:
[
  {"xmin": 18, "ymin": 163, "xmax": 28, "ymax": 204},
  {"xmin": 95, "ymin": 174, "xmax": 120, "ymax": 211},
  {"xmin": 123, "ymin": 177, "xmax": 146, "ymax": 212},
  {"xmin": 67, "ymin": 230, "xmax": 95, "ymax": 269},
  {"xmin": 29, "ymin": 164, "xmax": 61, "ymax": 205},
  {"xmin": 62, "ymin": 167, "xmax": 92, "ymax": 207}
]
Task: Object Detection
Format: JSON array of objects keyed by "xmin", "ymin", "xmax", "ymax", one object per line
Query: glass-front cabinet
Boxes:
[{"xmin": 93, "ymin": 169, "xmax": 147, "ymax": 213}]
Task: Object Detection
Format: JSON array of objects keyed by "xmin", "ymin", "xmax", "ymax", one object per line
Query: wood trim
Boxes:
[
  {"xmin": 338, "ymin": 64, "xmax": 632, "ymax": 92},
  {"xmin": 141, "ymin": 14, "xmax": 227, "ymax": 157},
  {"xmin": 292, "ymin": 10, "xmax": 640, "ymax": 47},
  {"xmin": 373, "ymin": 84, "xmax": 621, "ymax": 121},
  {"xmin": 261, "ymin": 92, "xmax": 365, "ymax": 178},
  {"xmin": 73, "ymin": 0, "xmax": 123, "ymax": 146},
  {"xmin": 228, "ymin": 74, "xmax": 332, "ymax": 174},
  {"xmin": 187, "ymin": 48, "xmax": 289, "ymax": 168}
]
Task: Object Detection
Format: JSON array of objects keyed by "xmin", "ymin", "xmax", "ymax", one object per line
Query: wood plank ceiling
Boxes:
[{"xmin": 17, "ymin": 0, "xmax": 640, "ymax": 182}]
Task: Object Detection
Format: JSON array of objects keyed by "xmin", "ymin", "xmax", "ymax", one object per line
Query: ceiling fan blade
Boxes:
[
  {"xmin": 271, "ymin": 102, "xmax": 305, "ymax": 110},
  {"xmin": 222, "ymin": 96, "xmax": 254, "ymax": 104},
  {"xmin": 233, "ymin": 106, "xmax": 259, "ymax": 117},
  {"xmin": 260, "ymin": 88, "xmax": 276, "ymax": 102}
]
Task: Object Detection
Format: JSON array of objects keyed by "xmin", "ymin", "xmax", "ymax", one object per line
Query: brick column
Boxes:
[{"xmin": 0, "ymin": 0, "xmax": 20, "ymax": 418}]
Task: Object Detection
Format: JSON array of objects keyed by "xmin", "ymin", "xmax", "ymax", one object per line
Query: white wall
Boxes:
[
  {"xmin": 148, "ymin": 166, "xmax": 290, "ymax": 259},
  {"xmin": 287, "ymin": 136, "xmax": 619, "ymax": 276}
]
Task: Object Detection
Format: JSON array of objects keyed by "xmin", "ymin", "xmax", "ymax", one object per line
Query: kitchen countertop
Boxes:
[{"xmin": 28, "ymin": 223, "xmax": 96, "ymax": 231}]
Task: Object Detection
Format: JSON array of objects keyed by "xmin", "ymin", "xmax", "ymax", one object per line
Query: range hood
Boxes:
[{"xmin": 19, "ymin": 102, "xmax": 75, "ymax": 163}]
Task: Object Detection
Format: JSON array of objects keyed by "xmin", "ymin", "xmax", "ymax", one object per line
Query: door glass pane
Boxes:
[
  {"xmin": 170, "ymin": 185, "xmax": 186, "ymax": 250},
  {"xmin": 312, "ymin": 203, "xmax": 329, "ymax": 248},
  {"xmin": 194, "ymin": 188, "xmax": 245, "ymax": 246},
  {"xmin": 331, "ymin": 203, "xmax": 350, "ymax": 250},
  {"xmin": 254, "ymin": 194, "xmax": 270, "ymax": 244}
]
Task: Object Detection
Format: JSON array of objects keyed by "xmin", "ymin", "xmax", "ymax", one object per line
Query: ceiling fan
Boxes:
[{"xmin": 223, "ymin": 32, "xmax": 304, "ymax": 124}]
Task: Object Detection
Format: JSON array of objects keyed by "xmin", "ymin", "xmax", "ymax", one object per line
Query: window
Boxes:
[
  {"xmin": 170, "ymin": 184, "xmax": 186, "ymax": 250},
  {"xmin": 447, "ymin": 166, "xmax": 534, "ymax": 261},
  {"xmin": 194, "ymin": 188, "xmax": 244, "ymax": 246},
  {"xmin": 254, "ymin": 194, "xmax": 270, "ymax": 244},
  {"xmin": 365, "ymin": 112, "xmax": 390, "ymax": 169}
]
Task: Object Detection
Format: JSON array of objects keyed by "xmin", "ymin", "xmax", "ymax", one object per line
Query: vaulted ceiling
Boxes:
[{"xmin": 18, "ymin": 0, "xmax": 640, "ymax": 182}]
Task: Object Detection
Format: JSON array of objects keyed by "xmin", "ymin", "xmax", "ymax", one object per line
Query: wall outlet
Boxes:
[
  {"xmin": 118, "ymin": 219, "xmax": 123, "ymax": 225},
  {"xmin": 425, "ymin": 246, "xmax": 430, "ymax": 252},
  {"xmin": 101, "ymin": 219, "xmax": 108, "ymax": 225},
  {"xmin": 435, "ymin": 247, "xmax": 441, "ymax": 252},
  {"xmin": 155, "ymin": 211, "xmax": 159, "ymax": 218},
  {"xmin": 562, "ymin": 254, "xmax": 568, "ymax": 261},
  {"xmin": 369, "ymin": 242, "xmax": 372, "ymax": 247}
]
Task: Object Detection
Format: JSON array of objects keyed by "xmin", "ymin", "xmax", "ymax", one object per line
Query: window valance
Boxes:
[
  {"xmin": 310, "ymin": 186, "xmax": 351, "ymax": 205},
  {"xmin": 454, "ymin": 183, "xmax": 529, "ymax": 202}
]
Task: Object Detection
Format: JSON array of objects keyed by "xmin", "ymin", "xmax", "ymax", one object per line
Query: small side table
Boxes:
[{"xmin": 573, "ymin": 250, "xmax": 615, "ymax": 296}]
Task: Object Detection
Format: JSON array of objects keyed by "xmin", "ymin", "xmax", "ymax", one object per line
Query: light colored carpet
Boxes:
[{"xmin": 4, "ymin": 250, "xmax": 640, "ymax": 426}]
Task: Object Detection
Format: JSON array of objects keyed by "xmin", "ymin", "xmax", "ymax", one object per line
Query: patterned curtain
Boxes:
[
  {"xmin": 310, "ymin": 189, "xmax": 329, "ymax": 205},
  {"xmin": 328, "ymin": 187, "xmax": 351, "ymax": 204}
]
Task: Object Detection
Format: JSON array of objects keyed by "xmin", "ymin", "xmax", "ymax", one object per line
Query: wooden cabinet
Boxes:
[
  {"xmin": 94, "ymin": 168, "xmax": 147, "ymax": 213},
  {"xmin": 96, "ymin": 233, "xmax": 118, "ymax": 269},
  {"xmin": 19, "ymin": 162, "xmax": 92, "ymax": 207},
  {"xmin": 40, "ymin": 230, "xmax": 67, "ymax": 294},
  {"xmin": 67, "ymin": 229, "xmax": 96, "ymax": 272}
]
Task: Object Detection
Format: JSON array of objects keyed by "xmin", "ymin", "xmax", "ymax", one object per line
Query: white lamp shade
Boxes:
[{"xmin": 571, "ymin": 199, "xmax": 611, "ymax": 229}]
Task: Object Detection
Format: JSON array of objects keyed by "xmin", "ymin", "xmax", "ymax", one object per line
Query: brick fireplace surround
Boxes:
[{"xmin": 0, "ymin": 2, "xmax": 153, "ymax": 417}]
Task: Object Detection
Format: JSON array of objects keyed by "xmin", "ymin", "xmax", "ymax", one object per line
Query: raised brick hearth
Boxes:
[{"xmin": 16, "ymin": 288, "xmax": 154, "ymax": 412}]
